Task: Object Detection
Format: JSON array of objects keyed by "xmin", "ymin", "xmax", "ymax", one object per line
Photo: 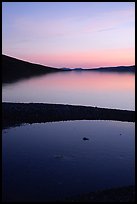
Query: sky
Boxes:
[{"xmin": 2, "ymin": 2, "xmax": 135, "ymax": 68}]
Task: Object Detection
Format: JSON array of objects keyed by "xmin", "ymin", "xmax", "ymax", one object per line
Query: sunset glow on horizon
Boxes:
[{"xmin": 2, "ymin": 2, "xmax": 135, "ymax": 68}]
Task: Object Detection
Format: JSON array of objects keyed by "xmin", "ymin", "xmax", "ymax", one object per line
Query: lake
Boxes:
[
  {"xmin": 2, "ymin": 120, "xmax": 135, "ymax": 202},
  {"xmin": 2, "ymin": 71, "xmax": 135, "ymax": 201},
  {"xmin": 2, "ymin": 71, "xmax": 135, "ymax": 110}
]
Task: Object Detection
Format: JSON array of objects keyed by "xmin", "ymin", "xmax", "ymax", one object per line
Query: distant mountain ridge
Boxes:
[
  {"xmin": 2, "ymin": 54, "xmax": 135, "ymax": 83},
  {"xmin": 62, "ymin": 66, "xmax": 135, "ymax": 72},
  {"xmin": 89, "ymin": 65, "xmax": 135, "ymax": 72}
]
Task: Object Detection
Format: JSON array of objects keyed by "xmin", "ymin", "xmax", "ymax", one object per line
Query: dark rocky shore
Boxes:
[
  {"xmin": 60, "ymin": 186, "xmax": 135, "ymax": 202},
  {"xmin": 2, "ymin": 102, "xmax": 135, "ymax": 129}
]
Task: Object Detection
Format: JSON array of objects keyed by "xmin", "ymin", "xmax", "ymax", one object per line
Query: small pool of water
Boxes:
[{"xmin": 2, "ymin": 120, "xmax": 135, "ymax": 202}]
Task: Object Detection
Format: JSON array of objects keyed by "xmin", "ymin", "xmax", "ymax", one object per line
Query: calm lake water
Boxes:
[
  {"xmin": 2, "ymin": 71, "xmax": 135, "ymax": 110},
  {"xmin": 2, "ymin": 120, "xmax": 135, "ymax": 202}
]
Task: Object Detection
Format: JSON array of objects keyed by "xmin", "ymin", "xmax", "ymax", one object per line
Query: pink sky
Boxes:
[
  {"xmin": 2, "ymin": 2, "xmax": 135, "ymax": 68},
  {"xmin": 10, "ymin": 47, "xmax": 134, "ymax": 69}
]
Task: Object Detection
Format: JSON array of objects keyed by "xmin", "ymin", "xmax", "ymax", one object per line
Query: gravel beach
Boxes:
[{"xmin": 2, "ymin": 102, "xmax": 135, "ymax": 129}]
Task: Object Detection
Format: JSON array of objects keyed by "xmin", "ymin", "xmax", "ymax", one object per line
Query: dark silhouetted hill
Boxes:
[
  {"xmin": 2, "ymin": 55, "xmax": 135, "ymax": 83},
  {"xmin": 61, "ymin": 66, "xmax": 135, "ymax": 72},
  {"xmin": 2, "ymin": 55, "xmax": 61, "ymax": 83},
  {"xmin": 87, "ymin": 66, "xmax": 135, "ymax": 72}
]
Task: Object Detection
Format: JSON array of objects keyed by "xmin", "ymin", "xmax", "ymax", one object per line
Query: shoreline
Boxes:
[
  {"xmin": 2, "ymin": 102, "xmax": 135, "ymax": 129},
  {"xmin": 60, "ymin": 185, "xmax": 135, "ymax": 202},
  {"xmin": 3, "ymin": 185, "xmax": 134, "ymax": 202}
]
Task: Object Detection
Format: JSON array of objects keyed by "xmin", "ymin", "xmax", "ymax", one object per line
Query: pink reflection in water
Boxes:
[
  {"xmin": 28, "ymin": 71, "xmax": 134, "ymax": 91},
  {"xmin": 2, "ymin": 71, "xmax": 135, "ymax": 110}
]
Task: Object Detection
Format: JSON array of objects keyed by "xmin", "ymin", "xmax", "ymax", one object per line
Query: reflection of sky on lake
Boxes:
[
  {"xmin": 2, "ymin": 120, "xmax": 135, "ymax": 202},
  {"xmin": 2, "ymin": 71, "xmax": 135, "ymax": 110}
]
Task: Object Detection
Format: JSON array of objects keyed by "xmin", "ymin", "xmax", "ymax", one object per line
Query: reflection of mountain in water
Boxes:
[
  {"xmin": 2, "ymin": 55, "xmax": 61, "ymax": 83},
  {"xmin": 2, "ymin": 54, "xmax": 135, "ymax": 83}
]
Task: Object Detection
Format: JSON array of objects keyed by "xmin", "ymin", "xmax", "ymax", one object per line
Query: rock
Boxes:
[{"xmin": 83, "ymin": 137, "xmax": 89, "ymax": 140}]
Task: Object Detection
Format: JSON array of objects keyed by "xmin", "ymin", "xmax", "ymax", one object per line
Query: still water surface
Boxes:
[
  {"xmin": 2, "ymin": 120, "xmax": 135, "ymax": 202},
  {"xmin": 2, "ymin": 71, "xmax": 135, "ymax": 110}
]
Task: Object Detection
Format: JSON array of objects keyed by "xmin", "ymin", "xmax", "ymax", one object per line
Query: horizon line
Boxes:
[{"xmin": 2, "ymin": 53, "xmax": 135, "ymax": 70}]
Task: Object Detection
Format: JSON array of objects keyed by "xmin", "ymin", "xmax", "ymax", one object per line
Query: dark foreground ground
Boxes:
[
  {"xmin": 60, "ymin": 186, "xmax": 135, "ymax": 202},
  {"xmin": 2, "ymin": 102, "xmax": 135, "ymax": 129},
  {"xmin": 2, "ymin": 103, "xmax": 135, "ymax": 202}
]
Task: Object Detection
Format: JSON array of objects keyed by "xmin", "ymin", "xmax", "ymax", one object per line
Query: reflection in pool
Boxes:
[{"xmin": 2, "ymin": 120, "xmax": 135, "ymax": 202}]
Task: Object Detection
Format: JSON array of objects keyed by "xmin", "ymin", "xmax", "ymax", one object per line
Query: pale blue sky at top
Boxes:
[{"xmin": 2, "ymin": 2, "xmax": 135, "ymax": 68}]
